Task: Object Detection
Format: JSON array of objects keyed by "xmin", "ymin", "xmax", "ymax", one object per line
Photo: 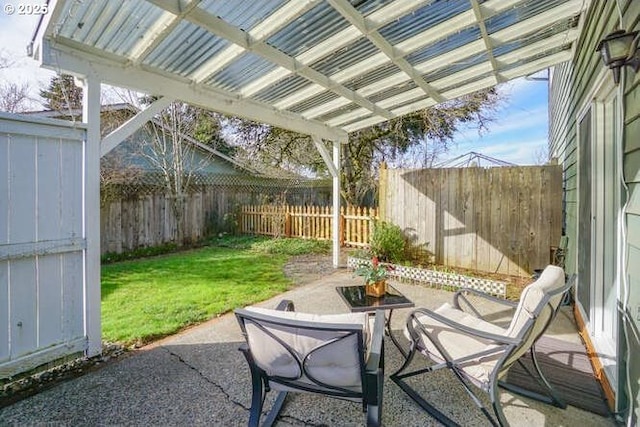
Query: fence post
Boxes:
[
  {"xmin": 378, "ymin": 162, "xmax": 387, "ymax": 221},
  {"xmin": 285, "ymin": 205, "xmax": 291, "ymax": 237},
  {"xmin": 340, "ymin": 206, "xmax": 345, "ymax": 246}
]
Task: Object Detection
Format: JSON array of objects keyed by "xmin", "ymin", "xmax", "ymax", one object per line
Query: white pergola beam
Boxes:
[
  {"xmin": 240, "ymin": 0, "xmax": 432, "ymax": 101},
  {"xmin": 470, "ymin": 0, "xmax": 504, "ymax": 84},
  {"xmin": 366, "ymin": 0, "xmax": 431, "ymax": 26},
  {"xmin": 326, "ymin": 107, "xmax": 371, "ymax": 127},
  {"xmin": 377, "ymin": 88, "xmax": 426, "ymax": 109},
  {"xmin": 311, "ymin": 0, "xmax": 581, "ymax": 111},
  {"xmin": 357, "ymin": 73, "xmax": 413, "ymax": 98},
  {"xmin": 146, "ymin": 0, "xmax": 395, "ymax": 121},
  {"xmin": 387, "ymin": 97, "xmax": 439, "ymax": 117},
  {"xmin": 191, "ymin": 45, "xmax": 246, "ymax": 83},
  {"xmin": 414, "ymin": 40, "xmax": 487, "ymax": 74},
  {"xmin": 343, "ymin": 116, "xmax": 388, "ymax": 133},
  {"xmin": 250, "ymin": 0, "xmax": 321, "ymax": 40},
  {"xmin": 501, "ymin": 50, "xmax": 573, "ymax": 80},
  {"xmin": 325, "ymin": 31, "xmax": 575, "ymax": 130},
  {"xmin": 129, "ymin": 11, "xmax": 182, "ymax": 65},
  {"xmin": 496, "ymin": 29, "xmax": 579, "ymax": 66},
  {"xmin": 270, "ymin": 0, "xmax": 547, "ymax": 114},
  {"xmin": 328, "ymin": 0, "xmax": 445, "ymax": 103},
  {"xmin": 34, "ymin": 0, "xmax": 584, "ymax": 143},
  {"xmin": 274, "ymin": 84, "xmax": 325, "ymax": 110},
  {"xmin": 491, "ymin": 0, "xmax": 583, "ymax": 44},
  {"xmin": 431, "ymin": 62, "xmax": 495, "ymax": 91},
  {"xmin": 39, "ymin": 39, "xmax": 347, "ymax": 142},
  {"xmin": 396, "ymin": 10, "xmax": 477, "ymax": 54},
  {"xmin": 100, "ymin": 97, "xmax": 173, "ymax": 157},
  {"xmin": 240, "ymin": 67, "xmax": 291, "ymax": 97},
  {"xmin": 441, "ymin": 76, "xmax": 497, "ymax": 100},
  {"xmin": 296, "ymin": 26, "xmax": 363, "ymax": 65},
  {"xmin": 341, "ymin": 42, "xmax": 573, "ymax": 129},
  {"xmin": 312, "ymin": 136, "xmax": 339, "ymax": 177},
  {"xmin": 303, "ymin": 97, "xmax": 352, "ymax": 120},
  {"xmin": 395, "ymin": 0, "xmax": 525, "ymax": 54},
  {"xmin": 192, "ymin": 0, "xmax": 321, "ymax": 83}
]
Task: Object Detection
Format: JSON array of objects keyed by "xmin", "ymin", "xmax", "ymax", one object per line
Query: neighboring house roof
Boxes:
[
  {"xmin": 105, "ymin": 124, "xmax": 250, "ymax": 177},
  {"xmin": 24, "ymin": 103, "xmax": 260, "ymax": 176}
]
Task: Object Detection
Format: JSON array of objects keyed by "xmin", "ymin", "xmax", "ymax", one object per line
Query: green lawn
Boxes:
[{"xmin": 101, "ymin": 243, "xmax": 297, "ymax": 346}]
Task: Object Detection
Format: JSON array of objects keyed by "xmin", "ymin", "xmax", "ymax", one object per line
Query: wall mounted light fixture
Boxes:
[{"xmin": 596, "ymin": 29, "xmax": 640, "ymax": 84}]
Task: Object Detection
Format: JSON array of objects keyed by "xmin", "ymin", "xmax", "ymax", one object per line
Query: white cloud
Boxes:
[
  {"xmin": 481, "ymin": 138, "xmax": 548, "ymax": 164},
  {"xmin": 455, "ymin": 105, "xmax": 547, "ymax": 141}
]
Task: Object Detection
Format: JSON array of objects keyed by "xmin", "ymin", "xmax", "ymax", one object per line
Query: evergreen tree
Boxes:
[{"xmin": 40, "ymin": 74, "xmax": 83, "ymax": 112}]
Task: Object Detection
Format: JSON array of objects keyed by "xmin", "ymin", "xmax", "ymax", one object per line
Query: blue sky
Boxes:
[
  {"xmin": 443, "ymin": 76, "xmax": 549, "ymax": 166},
  {"xmin": 0, "ymin": 12, "xmax": 549, "ymax": 166}
]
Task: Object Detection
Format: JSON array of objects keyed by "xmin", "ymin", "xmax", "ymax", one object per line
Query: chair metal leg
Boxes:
[
  {"xmin": 489, "ymin": 380, "xmax": 509, "ymax": 427},
  {"xmin": 392, "ymin": 345, "xmax": 503, "ymax": 427},
  {"xmin": 391, "ymin": 345, "xmax": 460, "ymax": 427},
  {"xmin": 262, "ymin": 391, "xmax": 288, "ymax": 427},
  {"xmin": 247, "ymin": 365, "xmax": 265, "ymax": 427},
  {"xmin": 529, "ymin": 347, "xmax": 566, "ymax": 408},
  {"xmin": 392, "ymin": 372, "xmax": 460, "ymax": 427},
  {"xmin": 242, "ymin": 346, "xmax": 287, "ymax": 427},
  {"xmin": 449, "ymin": 366, "xmax": 500, "ymax": 427},
  {"xmin": 498, "ymin": 347, "xmax": 566, "ymax": 409},
  {"xmin": 366, "ymin": 366, "xmax": 384, "ymax": 426},
  {"xmin": 366, "ymin": 402, "xmax": 381, "ymax": 427}
]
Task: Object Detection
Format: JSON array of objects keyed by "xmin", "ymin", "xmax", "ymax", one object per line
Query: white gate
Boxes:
[{"xmin": 0, "ymin": 113, "xmax": 88, "ymax": 378}]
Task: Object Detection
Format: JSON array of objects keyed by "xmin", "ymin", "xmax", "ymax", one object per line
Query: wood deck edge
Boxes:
[{"xmin": 573, "ymin": 305, "xmax": 616, "ymax": 411}]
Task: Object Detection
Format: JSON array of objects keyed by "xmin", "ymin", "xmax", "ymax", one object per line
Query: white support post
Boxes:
[
  {"xmin": 332, "ymin": 140, "xmax": 341, "ymax": 268},
  {"xmin": 313, "ymin": 136, "xmax": 342, "ymax": 268},
  {"xmin": 82, "ymin": 75, "xmax": 102, "ymax": 357}
]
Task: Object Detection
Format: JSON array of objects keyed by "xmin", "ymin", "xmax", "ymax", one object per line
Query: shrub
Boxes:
[
  {"xmin": 101, "ymin": 243, "xmax": 178, "ymax": 264},
  {"xmin": 369, "ymin": 220, "xmax": 405, "ymax": 263}
]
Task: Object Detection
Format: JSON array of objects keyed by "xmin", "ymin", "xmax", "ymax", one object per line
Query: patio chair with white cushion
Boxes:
[
  {"xmin": 235, "ymin": 300, "xmax": 385, "ymax": 427},
  {"xmin": 391, "ymin": 265, "xmax": 575, "ymax": 427}
]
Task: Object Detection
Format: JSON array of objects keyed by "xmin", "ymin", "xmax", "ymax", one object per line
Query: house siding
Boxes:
[
  {"xmin": 550, "ymin": 0, "xmax": 640, "ymax": 418},
  {"xmin": 624, "ymin": 5, "xmax": 640, "ymax": 419}
]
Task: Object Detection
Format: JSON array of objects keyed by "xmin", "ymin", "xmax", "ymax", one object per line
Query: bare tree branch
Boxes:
[
  {"xmin": 229, "ymin": 88, "xmax": 502, "ymax": 205},
  {"xmin": 0, "ymin": 81, "xmax": 33, "ymax": 113}
]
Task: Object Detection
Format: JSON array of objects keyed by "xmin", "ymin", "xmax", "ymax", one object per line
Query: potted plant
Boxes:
[{"xmin": 354, "ymin": 256, "xmax": 392, "ymax": 297}]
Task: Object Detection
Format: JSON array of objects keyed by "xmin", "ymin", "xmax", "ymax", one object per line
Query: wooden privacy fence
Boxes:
[
  {"xmin": 240, "ymin": 205, "xmax": 378, "ymax": 247},
  {"xmin": 100, "ymin": 184, "xmax": 331, "ymax": 254},
  {"xmin": 379, "ymin": 165, "xmax": 563, "ymax": 277}
]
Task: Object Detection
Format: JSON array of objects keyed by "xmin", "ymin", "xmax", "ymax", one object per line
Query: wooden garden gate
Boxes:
[{"xmin": 0, "ymin": 113, "xmax": 90, "ymax": 378}]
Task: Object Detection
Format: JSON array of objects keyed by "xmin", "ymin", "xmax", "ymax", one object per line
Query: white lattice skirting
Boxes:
[{"xmin": 347, "ymin": 257, "xmax": 507, "ymax": 298}]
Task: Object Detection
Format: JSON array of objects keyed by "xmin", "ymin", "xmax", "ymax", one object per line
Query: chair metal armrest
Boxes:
[
  {"xmin": 454, "ymin": 288, "xmax": 518, "ymax": 309},
  {"xmin": 453, "ymin": 288, "xmax": 517, "ymax": 320},
  {"xmin": 275, "ymin": 299, "xmax": 295, "ymax": 312},
  {"xmin": 408, "ymin": 307, "xmax": 520, "ymax": 345},
  {"xmin": 365, "ymin": 310, "xmax": 385, "ymax": 373}
]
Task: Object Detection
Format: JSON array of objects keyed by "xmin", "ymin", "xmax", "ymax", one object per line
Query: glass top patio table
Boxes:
[
  {"xmin": 336, "ymin": 283, "xmax": 415, "ymax": 357},
  {"xmin": 335, "ymin": 283, "xmax": 414, "ymax": 312}
]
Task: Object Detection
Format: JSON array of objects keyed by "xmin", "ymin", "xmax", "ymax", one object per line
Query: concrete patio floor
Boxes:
[{"xmin": 0, "ymin": 270, "xmax": 617, "ymax": 426}]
